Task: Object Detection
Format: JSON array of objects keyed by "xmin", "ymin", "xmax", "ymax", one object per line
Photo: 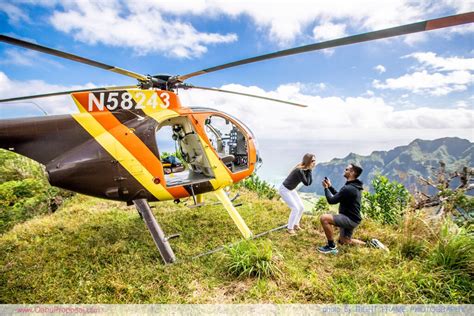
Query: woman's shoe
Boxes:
[
  {"xmin": 287, "ymin": 229, "xmax": 296, "ymax": 235},
  {"xmin": 294, "ymin": 225, "xmax": 303, "ymax": 231}
]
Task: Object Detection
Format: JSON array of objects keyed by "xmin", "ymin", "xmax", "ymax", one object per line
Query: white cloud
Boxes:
[
  {"xmin": 0, "ymin": 49, "xmax": 37, "ymax": 66},
  {"xmin": 374, "ymin": 53, "xmax": 474, "ymax": 96},
  {"xmin": 48, "ymin": 1, "xmax": 237, "ymax": 58},
  {"xmin": 455, "ymin": 100, "xmax": 470, "ymax": 108},
  {"xmin": 10, "ymin": 0, "xmax": 474, "ymax": 56},
  {"xmin": 321, "ymin": 49, "xmax": 335, "ymax": 57},
  {"xmin": 386, "ymin": 107, "xmax": 473, "ymax": 129},
  {"xmin": 0, "ymin": 48, "xmax": 64, "ymax": 68},
  {"xmin": 0, "ymin": 72, "xmax": 96, "ymax": 115},
  {"xmin": 313, "ymin": 22, "xmax": 347, "ymax": 41},
  {"xmin": 405, "ymin": 52, "xmax": 474, "ymax": 71},
  {"xmin": 374, "ymin": 65, "xmax": 386, "ymax": 74},
  {"xmin": 403, "ymin": 33, "xmax": 428, "ymax": 46},
  {"xmin": 364, "ymin": 90, "xmax": 375, "ymax": 97},
  {"xmin": 0, "ymin": 2, "xmax": 30, "ymax": 24},
  {"xmin": 278, "ymin": 82, "xmax": 327, "ymax": 95},
  {"xmin": 373, "ymin": 70, "xmax": 473, "ymax": 96},
  {"xmin": 446, "ymin": 23, "xmax": 474, "ymax": 35}
]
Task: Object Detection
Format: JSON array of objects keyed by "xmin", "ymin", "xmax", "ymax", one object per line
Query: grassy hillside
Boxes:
[{"xmin": 1, "ymin": 189, "xmax": 472, "ymax": 304}]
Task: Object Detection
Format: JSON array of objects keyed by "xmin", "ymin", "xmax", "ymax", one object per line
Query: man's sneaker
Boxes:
[
  {"xmin": 317, "ymin": 244, "xmax": 338, "ymax": 254},
  {"xmin": 368, "ymin": 238, "xmax": 389, "ymax": 252}
]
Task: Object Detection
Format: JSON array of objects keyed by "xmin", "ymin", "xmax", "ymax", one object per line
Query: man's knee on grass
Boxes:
[{"xmin": 338, "ymin": 236, "xmax": 352, "ymax": 245}]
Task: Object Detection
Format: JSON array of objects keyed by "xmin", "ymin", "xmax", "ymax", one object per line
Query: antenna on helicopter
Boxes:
[{"xmin": 1, "ymin": 101, "xmax": 49, "ymax": 116}]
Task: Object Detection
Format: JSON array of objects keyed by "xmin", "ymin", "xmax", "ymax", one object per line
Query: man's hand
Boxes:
[
  {"xmin": 322, "ymin": 178, "xmax": 331, "ymax": 188},
  {"xmin": 322, "ymin": 179, "xmax": 329, "ymax": 188}
]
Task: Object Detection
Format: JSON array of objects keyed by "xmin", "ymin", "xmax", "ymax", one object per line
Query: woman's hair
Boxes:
[{"xmin": 297, "ymin": 153, "xmax": 315, "ymax": 169}]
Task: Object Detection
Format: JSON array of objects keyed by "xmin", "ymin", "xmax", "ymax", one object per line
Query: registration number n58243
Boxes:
[{"xmin": 87, "ymin": 91, "xmax": 170, "ymax": 111}]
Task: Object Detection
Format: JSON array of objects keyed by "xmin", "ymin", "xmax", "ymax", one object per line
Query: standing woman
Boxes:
[{"xmin": 279, "ymin": 153, "xmax": 316, "ymax": 235}]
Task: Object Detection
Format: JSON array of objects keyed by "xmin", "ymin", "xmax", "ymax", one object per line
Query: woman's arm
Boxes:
[{"xmin": 300, "ymin": 169, "xmax": 312, "ymax": 186}]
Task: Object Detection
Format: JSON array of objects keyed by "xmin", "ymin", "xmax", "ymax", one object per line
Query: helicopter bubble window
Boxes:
[{"xmin": 204, "ymin": 115, "xmax": 249, "ymax": 172}]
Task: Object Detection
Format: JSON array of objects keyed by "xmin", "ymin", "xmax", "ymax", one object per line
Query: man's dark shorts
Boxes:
[{"xmin": 333, "ymin": 214, "xmax": 360, "ymax": 238}]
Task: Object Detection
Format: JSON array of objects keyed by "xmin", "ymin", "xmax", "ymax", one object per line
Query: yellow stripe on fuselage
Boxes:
[{"xmin": 71, "ymin": 96, "xmax": 174, "ymax": 201}]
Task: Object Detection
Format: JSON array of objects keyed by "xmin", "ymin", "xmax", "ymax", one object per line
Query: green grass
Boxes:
[
  {"xmin": 428, "ymin": 221, "xmax": 473, "ymax": 275},
  {"xmin": 0, "ymin": 190, "xmax": 472, "ymax": 304},
  {"xmin": 222, "ymin": 239, "xmax": 282, "ymax": 279}
]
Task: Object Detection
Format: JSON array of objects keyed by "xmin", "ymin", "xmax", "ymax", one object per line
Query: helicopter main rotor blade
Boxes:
[
  {"xmin": 0, "ymin": 85, "xmax": 137, "ymax": 103},
  {"xmin": 177, "ymin": 12, "xmax": 474, "ymax": 82},
  {"xmin": 180, "ymin": 84, "xmax": 308, "ymax": 107},
  {"xmin": 0, "ymin": 35, "xmax": 148, "ymax": 82}
]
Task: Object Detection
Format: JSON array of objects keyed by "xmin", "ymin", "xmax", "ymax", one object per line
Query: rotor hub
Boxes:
[{"xmin": 139, "ymin": 74, "xmax": 183, "ymax": 91}]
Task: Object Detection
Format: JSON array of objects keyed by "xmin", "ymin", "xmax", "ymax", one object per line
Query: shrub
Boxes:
[
  {"xmin": 223, "ymin": 239, "xmax": 282, "ymax": 279},
  {"xmin": 0, "ymin": 151, "xmax": 74, "ymax": 234},
  {"xmin": 0, "ymin": 150, "xmax": 45, "ymax": 182},
  {"xmin": 312, "ymin": 197, "xmax": 330, "ymax": 215},
  {"xmin": 0, "ymin": 179, "xmax": 51, "ymax": 234},
  {"xmin": 428, "ymin": 221, "xmax": 474, "ymax": 276},
  {"xmin": 0, "ymin": 179, "xmax": 44, "ymax": 207},
  {"xmin": 236, "ymin": 174, "xmax": 278, "ymax": 200},
  {"xmin": 362, "ymin": 175, "xmax": 410, "ymax": 225},
  {"xmin": 437, "ymin": 188, "xmax": 474, "ymax": 227}
]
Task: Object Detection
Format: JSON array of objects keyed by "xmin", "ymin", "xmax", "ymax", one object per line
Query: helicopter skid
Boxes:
[{"xmin": 133, "ymin": 199, "xmax": 176, "ymax": 264}]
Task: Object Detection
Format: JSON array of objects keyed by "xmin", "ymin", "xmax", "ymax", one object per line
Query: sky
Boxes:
[{"xmin": 0, "ymin": 0, "xmax": 473, "ymax": 184}]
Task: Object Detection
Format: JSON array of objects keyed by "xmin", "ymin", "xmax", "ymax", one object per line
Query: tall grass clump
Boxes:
[
  {"xmin": 428, "ymin": 220, "xmax": 474, "ymax": 276},
  {"xmin": 398, "ymin": 212, "xmax": 434, "ymax": 260},
  {"xmin": 400, "ymin": 238, "xmax": 426, "ymax": 260},
  {"xmin": 223, "ymin": 239, "xmax": 282, "ymax": 279},
  {"xmin": 236, "ymin": 174, "xmax": 278, "ymax": 200},
  {"xmin": 362, "ymin": 175, "xmax": 410, "ymax": 225}
]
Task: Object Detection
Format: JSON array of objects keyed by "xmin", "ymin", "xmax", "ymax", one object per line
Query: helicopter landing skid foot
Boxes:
[{"xmin": 133, "ymin": 199, "xmax": 176, "ymax": 264}]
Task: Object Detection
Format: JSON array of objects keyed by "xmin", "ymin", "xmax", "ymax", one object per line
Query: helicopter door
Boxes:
[
  {"xmin": 155, "ymin": 116, "xmax": 214, "ymax": 187},
  {"xmin": 204, "ymin": 115, "xmax": 249, "ymax": 173}
]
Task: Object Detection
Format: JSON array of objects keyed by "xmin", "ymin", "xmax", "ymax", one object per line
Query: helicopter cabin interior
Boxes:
[
  {"xmin": 155, "ymin": 115, "xmax": 249, "ymax": 187},
  {"xmin": 204, "ymin": 115, "xmax": 249, "ymax": 173}
]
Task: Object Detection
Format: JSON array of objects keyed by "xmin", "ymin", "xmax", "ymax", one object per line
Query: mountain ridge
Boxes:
[{"xmin": 300, "ymin": 137, "xmax": 473, "ymax": 195}]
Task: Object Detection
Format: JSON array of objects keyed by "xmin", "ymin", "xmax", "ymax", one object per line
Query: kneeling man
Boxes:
[{"xmin": 318, "ymin": 163, "xmax": 366, "ymax": 254}]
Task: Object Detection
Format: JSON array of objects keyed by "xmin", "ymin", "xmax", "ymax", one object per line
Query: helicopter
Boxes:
[{"xmin": 1, "ymin": 12, "xmax": 473, "ymax": 264}]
